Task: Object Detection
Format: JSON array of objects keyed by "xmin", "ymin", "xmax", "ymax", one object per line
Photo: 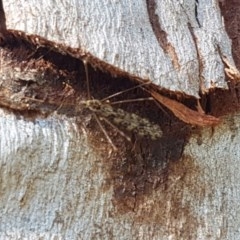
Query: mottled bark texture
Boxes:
[{"xmin": 0, "ymin": 1, "xmax": 240, "ymax": 239}]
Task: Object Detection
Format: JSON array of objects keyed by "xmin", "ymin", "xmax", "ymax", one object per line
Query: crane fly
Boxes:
[
  {"xmin": 18, "ymin": 58, "xmax": 163, "ymax": 151},
  {"xmin": 80, "ymin": 60, "xmax": 163, "ymax": 150}
]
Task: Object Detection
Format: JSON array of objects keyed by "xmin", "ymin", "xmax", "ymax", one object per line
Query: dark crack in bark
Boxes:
[{"xmin": 146, "ymin": 0, "xmax": 179, "ymax": 69}]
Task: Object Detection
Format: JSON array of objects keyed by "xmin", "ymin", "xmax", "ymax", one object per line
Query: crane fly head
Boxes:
[{"xmin": 80, "ymin": 99, "xmax": 103, "ymax": 112}]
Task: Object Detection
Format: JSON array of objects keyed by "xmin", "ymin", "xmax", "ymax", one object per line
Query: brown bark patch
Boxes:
[
  {"xmin": 111, "ymin": 155, "xmax": 209, "ymax": 239},
  {"xmin": 220, "ymin": 0, "xmax": 240, "ymax": 70}
]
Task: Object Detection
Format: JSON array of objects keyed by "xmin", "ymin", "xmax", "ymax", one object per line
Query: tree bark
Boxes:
[
  {"xmin": 0, "ymin": 1, "xmax": 240, "ymax": 239},
  {"xmin": 3, "ymin": 0, "xmax": 236, "ymax": 97}
]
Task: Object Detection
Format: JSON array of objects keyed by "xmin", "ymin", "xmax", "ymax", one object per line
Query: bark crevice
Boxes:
[{"xmin": 146, "ymin": 0, "xmax": 179, "ymax": 69}]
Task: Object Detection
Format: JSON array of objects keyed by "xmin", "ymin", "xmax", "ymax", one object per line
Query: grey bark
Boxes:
[
  {"xmin": 0, "ymin": 1, "xmax": 240, "ymax": 240},
  {"xmin": 3, "ymin": 0, "xmax": 235, "ymax": 97}
]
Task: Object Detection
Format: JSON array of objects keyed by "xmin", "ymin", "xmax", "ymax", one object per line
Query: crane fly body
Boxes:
[
  {"xmin": 79, "ymin": 99, "xmax": 162, "ymax": 141},
  {"xmin": 80, "ymin": 60, "xmax": 163, "ymax": 150}
]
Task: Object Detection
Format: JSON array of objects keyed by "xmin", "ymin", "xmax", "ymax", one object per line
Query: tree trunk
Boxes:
[{"xmin": 0, "ymin": 1, "xmax": 240, "ymax": 239}]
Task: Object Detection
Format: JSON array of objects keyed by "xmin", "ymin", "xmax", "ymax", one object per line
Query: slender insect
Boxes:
[
  {"xmin": 80, "ymin": 60, "xmax": 163, "ymax": 150},
  {"xmin": 13, "ymin": 54, "xmax": 163, "ymax": 151}
]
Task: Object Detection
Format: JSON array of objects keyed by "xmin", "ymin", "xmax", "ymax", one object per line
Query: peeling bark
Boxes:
[{"xmin": 2, "ymin": 0, "xmax": 237, "ymax": 97}]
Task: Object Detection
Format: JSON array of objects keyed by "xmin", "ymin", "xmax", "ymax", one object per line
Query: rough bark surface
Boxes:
[
  {"xmin": 0, "ymin": 0, "xmax": 240, "ymax": 240},
  {"xmin": 0, "ymin": 110, "xmax": 240, "ymax": 240},
  {"xmin": 2, "ymin": 0, "xmax": 236, "ymax": 97}
]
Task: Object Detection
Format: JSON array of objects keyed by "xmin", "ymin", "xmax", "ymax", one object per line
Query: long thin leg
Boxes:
[
  {"xmin": 83, "ymin": 61, "xmax": 118, "ymax": 151},
  {"xmin": 100, "ymin": 117, "xmax": 131, "ymax": 142},
  {"xmin": 101, "ymin": 80, "xmax": 151, "ymax": 102},
  {"xmin": 83, "ymin": 60, "xmax": 91, "ymax": 99},
  {"xmin": 142, "ymin": 87, "xmax": 171, "ymax": 118},
  {"xmin": 93, "ymin": 113, "xmax": 118, "ymax": 151},
  {"xmin": 110, "ymin": 97, "xmax": 153, "ymax": 105}
]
